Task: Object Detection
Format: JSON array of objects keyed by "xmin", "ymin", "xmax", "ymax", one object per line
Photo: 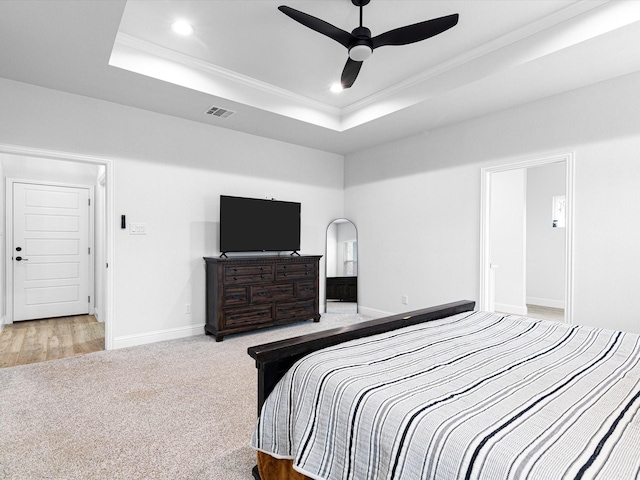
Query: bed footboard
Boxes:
[{"xmin": 247, "ymin": 299, "xmax": 475, "ymax": 414}]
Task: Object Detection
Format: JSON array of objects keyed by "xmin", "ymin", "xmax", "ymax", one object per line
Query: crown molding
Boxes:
[
  {"xmin": 342, "ymin": 0, "xmax": 609, "ymax": 115},
  {"xmin": 114, "ymin": 32, "xmax": 342, "ymax": 118}
]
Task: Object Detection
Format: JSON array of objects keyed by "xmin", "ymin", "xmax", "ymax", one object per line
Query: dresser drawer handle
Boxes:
[
  {"xmin": 258, "ymin": 292, "xmax": 267, "ymax": 297},
  {"xmin": 283, "ymin": 273, "xmax": 287, "ymax": 277},
  {"xmin": 231, "ymin": 294, "xmax": 242, "ymax": 299},
  {"xmin": 234, "ymin": 276, "xmax": 238, "ymax": 280},
  {"xmin": 231, "ymin": 315, "xmax": 240, "ymax": 320},
  {"xmin": 257, "ymin": 312, "xmax": 267, "ymax": 317},
  {"xmin": 260, "ymin": 275, "xmax": 265, "ymax": 279}
]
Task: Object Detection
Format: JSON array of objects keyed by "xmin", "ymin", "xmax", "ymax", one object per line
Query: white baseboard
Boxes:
[
  {"xmin": 0, "ymin": 315, "xmax": 4, "ymax": 332},
  {"xmin": 357, "ymin": 306, "xmax": 392, "ymax": 319},
  {"xmin": 113, "ymin": 323, "xmax": 205, "ymax": 349},
  {"xmin": 527, "ymin": 297, "xmax": 565, "ymax": 309},
  {"xmin": 495, "ymin": 303, "xmax": 528, "ymax": 316}
]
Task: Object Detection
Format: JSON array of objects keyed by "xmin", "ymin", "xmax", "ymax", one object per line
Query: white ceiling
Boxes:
[{"xmin": 1, "ymin": 0, "xmax": 640, "ymax": 155}]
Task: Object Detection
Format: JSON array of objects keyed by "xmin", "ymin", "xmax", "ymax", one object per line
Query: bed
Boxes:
[{"xmin": 247, "ymin": 300, "xmax": 640, "ymax": 480}]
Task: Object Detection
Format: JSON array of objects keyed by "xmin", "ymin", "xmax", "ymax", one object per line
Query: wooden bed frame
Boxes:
[{"xmin": 247, "ymin": 299, "xmax": 476, "ymax": 480}]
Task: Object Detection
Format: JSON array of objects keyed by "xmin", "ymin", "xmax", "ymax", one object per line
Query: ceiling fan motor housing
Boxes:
[{"xmin": 349, "ymin": 26, "xmax": 373, "ymax": 61}]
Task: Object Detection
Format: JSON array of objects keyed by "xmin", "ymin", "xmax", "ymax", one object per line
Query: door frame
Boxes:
[
  {"xmin": 479, "ymin": 152, "xmax": 575, "ymax": 323},
  {"xmin": 7, "ymin": 179, "xmax": 95, "ymax": 322},
  {"xmin": 0, "ymin": 143, "xmax": 115, "ymax": 350}
]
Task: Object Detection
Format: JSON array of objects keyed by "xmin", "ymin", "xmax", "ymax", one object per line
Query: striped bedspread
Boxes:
[{"xmin": 251, "ymin": 311, "xmax": 640, "ymax": 480}]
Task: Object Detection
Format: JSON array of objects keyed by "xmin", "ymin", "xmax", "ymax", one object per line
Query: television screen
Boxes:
[{"xmin": 220, "ymin": 195, "xmax": 301, "ymax": 253}]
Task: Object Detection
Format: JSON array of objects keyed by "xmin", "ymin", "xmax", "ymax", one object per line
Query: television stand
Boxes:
[{"xmin": 290, "ymin": 250, "xmax": 300, "ymax": 256}]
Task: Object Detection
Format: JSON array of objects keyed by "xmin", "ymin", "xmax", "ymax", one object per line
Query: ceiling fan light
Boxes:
[{"xmin": 349, "ymin": 44, "xmax": 372, "ymax": 62}]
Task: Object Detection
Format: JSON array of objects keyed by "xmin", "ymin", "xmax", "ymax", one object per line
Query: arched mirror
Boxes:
[{"xmin": 325, "ymin": 219, "xmax": 358, "ymax": 314}]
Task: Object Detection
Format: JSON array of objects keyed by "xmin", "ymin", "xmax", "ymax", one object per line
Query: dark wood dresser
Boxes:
[{"xmin": 203, "ymin": 255, "xmax": 321, "ymax": 341}]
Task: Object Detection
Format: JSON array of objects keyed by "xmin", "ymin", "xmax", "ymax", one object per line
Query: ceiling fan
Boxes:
[{"xmin": 278, "ymin": 0, "xmax": 459, "ymax": 89}]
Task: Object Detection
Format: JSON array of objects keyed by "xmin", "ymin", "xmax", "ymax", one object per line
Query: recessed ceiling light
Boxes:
[
  {"xmin": 171, "ymin": 20, "xmax": 194, "ymax": 36},
  {"xmin": 330, "ymin": 83, "xmax": 343, "ymax": 93}
]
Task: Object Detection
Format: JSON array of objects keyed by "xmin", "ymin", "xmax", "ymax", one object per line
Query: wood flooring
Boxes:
[
  {"xmin": 526, "ymin": 304, "xmax": 565, "ymax": 322},
  {"xmin": 0, "ymin": 315, "xmax": 104, "ymax": 368},
  {"xmin": 497, "ymin": 305, "xmax": 565, "ymax": 323}
]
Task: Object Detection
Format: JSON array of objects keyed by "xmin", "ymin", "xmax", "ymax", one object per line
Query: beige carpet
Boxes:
[{"xmin": 0, "ymin": 313, "xmax": 370, "ymax": 480}]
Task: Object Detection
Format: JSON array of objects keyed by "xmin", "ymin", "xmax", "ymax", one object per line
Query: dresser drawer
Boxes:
[
  {"xmin": 224, "ymin": 286, "xmax": 248, "ymax": 306},
  {"xmin": 251, "ymin": 284, "xmax": 294, "ymax": 303},
  {"xmin": 276, "ymin": 300, "xmax": 316, "ymax": 321},
  {"xmin": 223, "ymin": 305, "xmax": 273, "ymax": 328},
  {"xmin": 276, "ymin": 262, "xmax": 315, "ymax": 281},
  {"xmin": 225, "ymin": 264, "xmax": 274, "ymax": 284},
  {"xmin": 297, "ymin": 281, "xmax": 316, "ymax": 299}
]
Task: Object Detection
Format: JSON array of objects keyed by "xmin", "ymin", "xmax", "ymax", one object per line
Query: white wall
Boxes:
[
  {"xmin": 345, "ymin": 70, "xmax": 640, "ymax": 334},
  {"xmin": 0, "ymin": 78, "xmax": 344, "ymax": 347},
  {"xmin": 2, "ymin": 154, "xmax": 102, "ymax": 184},
  {"xmin": 491, "ymin": 169, "xmax": 526, "ymax": 315},
  {"xmin": 526, "ymin": 163, "xmax": 566, "ymax": 308}
]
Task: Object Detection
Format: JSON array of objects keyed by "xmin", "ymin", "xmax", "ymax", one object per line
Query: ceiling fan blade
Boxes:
[
  {"xmin": 278, "ymin": 6, "xmax": 353, "ymax": 49},
  {"xmin": 371, "ymin": 13, "xmax": 459, "ymax": 49},
  {"xmin": 341, "ymin": 58, "xmax": 363, "ymax": 89}
]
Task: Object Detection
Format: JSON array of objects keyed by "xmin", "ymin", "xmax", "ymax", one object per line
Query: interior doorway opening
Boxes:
[
  {"xmin": 0, "ymin": 144, "xmax": 113, "ymax": 352},
  {"xmin": 480, "ymin": 153, "xmax": 574, "ymax": 324}
]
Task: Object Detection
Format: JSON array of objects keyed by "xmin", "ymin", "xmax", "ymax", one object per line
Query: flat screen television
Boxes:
[{"xmin": 220, "ymin": 195, "xmax": 301, "ymax": 254}]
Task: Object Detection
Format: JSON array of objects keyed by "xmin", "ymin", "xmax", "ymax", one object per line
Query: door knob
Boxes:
[{"xmin": 15, "ymin": 256, "xmax": 28, "ymax": 261}]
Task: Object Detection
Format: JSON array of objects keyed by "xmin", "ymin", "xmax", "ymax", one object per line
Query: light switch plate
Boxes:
[{"xmin": 130, "ymin": 223, "xmax": 147, "ymax": 235}]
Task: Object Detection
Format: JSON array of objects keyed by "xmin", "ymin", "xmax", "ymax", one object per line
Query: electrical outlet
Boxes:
[
  {"xmin": 185, "ymin": 304, "xmax": 191, "ymax": 314},
  {"xmin": 402, "ymin": 295, "xmax": 409, "ymax": 305}
]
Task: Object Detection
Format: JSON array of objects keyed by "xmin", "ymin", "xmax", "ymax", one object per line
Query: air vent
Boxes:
[{"xmin": 204, "ymin": 105, "xmax": 235, "ymax": 119}]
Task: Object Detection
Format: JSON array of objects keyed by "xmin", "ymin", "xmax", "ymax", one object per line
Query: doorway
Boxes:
[
  {"xmin": 0, "ymin": 144, "xmax": 114, "ymax": 350},
  {"xmin": 479, "ymin": 153, "xmax": 574, "ymax": 323}
]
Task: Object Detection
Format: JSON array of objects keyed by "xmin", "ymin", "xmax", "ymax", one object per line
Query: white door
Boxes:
[{"xmin": 13, "ymin": 183, "xmax": 90, "ymax": 321}]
